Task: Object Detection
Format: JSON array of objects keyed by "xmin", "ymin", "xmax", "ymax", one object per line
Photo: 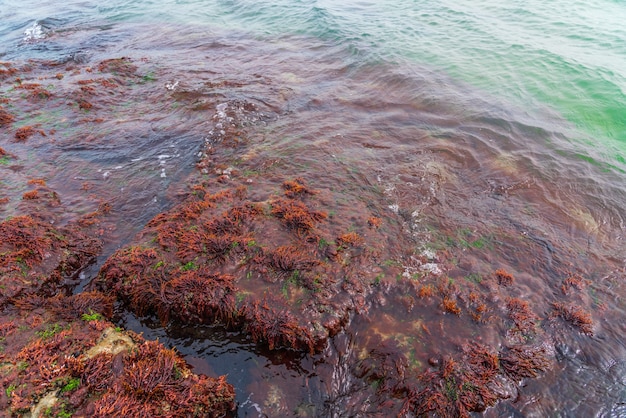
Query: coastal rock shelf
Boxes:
[
  {"xmin": 0, "ymin": 58, "xmax": 236, "ymax": 417},
  {"xmin": 0, "ymin": 191, "xmax": 235, "ymax": 417},
  {"xmin": 1, "ymin": 50, "xmax": 622, "ymax": 417}
]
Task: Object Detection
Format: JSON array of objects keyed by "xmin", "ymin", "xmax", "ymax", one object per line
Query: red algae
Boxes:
[
  {"xmin": 495, "ymin": 268, "xmax": 515, "ymax": 286},
  {"xmin": 89, "ymin": 339, "xmax": 234, "ymax": 417},
  {"xmin": 21, "ymin": 189, "xmax": 39, "ymax": 200},
  {"xmin": 0, "ymin": 192, "xmax": 105, "ymax": 311},
  {"xmin": 0, "ymin": 62, "xmax": 18, "ymax": 80},
  {"xmin": 93, "ymin": 105, "xmax": 391, "ymax": 353},
  {"xmin": 359, "ymin": 335, "xmax": 551, "ymax": 418},
  {"xmin": 371, "ymin": 343, "xmax": 504, "ymax": 417},
  {"xmin": 0, "ymin": 304, "xmax": 235, "ymax": 417},
  {"xmin": 0, "ymin": 47, "xmax": 620, "ymax": 417},
  {"xmin": 95, "ymin": 182, "xmax": 338, "ymax": 352},
  {"xmin": 442, "ymin": 296, "xmax": 462, "ymax": 315},
  {"xmin": 468, "ymin": 291, "xmax": 488, "ymax": 323},
  {"xmin": 77, "ymin": 99, "xmax": 93, "ymax": 110},
  {"xmin": 260, "ymin": 245, "xmax": 320, "ymax": 280},
  {"xmin": 367, "ymin": 216, "xmax": 382, "ymax": 228},
  {"xmin": 27, "ymin": 178, "xmax": 47, "ymax": 186},
  {"xmin": 14, "ymin": 126, "xmax": 45, "ymax": 142},
  {"xmin": 0, "ymin": 186, "xmax": 235, "ymax": 416},
  {"xmin": 550, "ymin": 302, "xmax": 594, "ymax": 335},
  {"xmin": 241, "ymin": 298, "xmax": 319, "ymax": 352},
  {"xmin": 282, "ymin": 177, "xmax": 316, "ymax": 198},
  {"xmin": 84, "ymin": 78, "xmax": 566, "ymax": 410},
  {"xmin": 0, "ymin": 215, "xmax": 55, "ymax": 266},
  {"xmin": 337, "ymin": 232, "xmax": 365, "ymax": 248},
  {"xmin": 97, "ymin": 57, "xmax": 138, "ymax": 78},
  {"xmin": 270, "ymin": 197, "xmax": 328, "ymax": 237},
  {"xmin": 0, "ymin": 106, "xmax": 14, "ymax": 126},
  {"xmin": 506, "ymin": 297, "xmax": 539, "ymax": 337},
  {"xmin": 17, "ymin": 83, "xmax": 52, "ymax": 100},
  {"xmin": 561, "ymin": 274, "xmax": 586, "ymax": 294},
  {"xmin": 499, "ymin": 345, "xmax": 550, "ymax": 381},
  {"xmin": 418, "ymin": 284, "xmax": 435, "ymax": 298}
]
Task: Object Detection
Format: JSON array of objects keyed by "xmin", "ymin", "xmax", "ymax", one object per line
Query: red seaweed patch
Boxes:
[
  {"xmin": 357, "ymin": 338, "xmax": 551, "ymax": 417},
  {"xmin": 88, "ymin": 339, "xmax": 234, "ymax": 417},
  {"xmin": 76, "ymin": 97, "xmax": 380, "ymax": 353},
  {"xmin": 0, "ymin": 106, "xmax": 14, "ymax": 126},
  {"xmin": 0, "ymin": 53, "xmax": 616, "ymax": 415},
  {"xmin": 0, "ymin": 184, "xmax": 235, "ymax": 416},
  {"xmin": 97, "ymin": 57, "xmax": 138, "ymax": 79},
  {"xmin": 561, "ymin": 274, "xmax": 586, "ymax": 294},
  {"xmin": 550, "ymin": 302, "xmax": 594, "ymax": 335},
  {"xmin": 506, "ymin": 297, "xmax": 539, "ymax": 340},
  {"xmin": 495, "ymin": 268, "xmax": 515, "ymax": 286},
  {"xmin": 0, "ymin": 62, "xmax": 19, "ymax": 80},
  {"xmin": 14, "ymin": 125, "xmax": 45, "ymax": 142},
  {"xmin": 282, "ymin": 177, "xmax": 317, "ymax": 198},
  {"xmin": 95, "ymin": 167, "xmax": 389, "ymax": 353},
  {"xmin": 499, "ymin": 345, "xmax": 551, "ymax": 381},
  {"xmin": 0, "ymin": 301, "xmax": 235, "ymax": 417},
  {"xmin": 270, "ymin": 197, "xmax": 327, "ymax": 238}
]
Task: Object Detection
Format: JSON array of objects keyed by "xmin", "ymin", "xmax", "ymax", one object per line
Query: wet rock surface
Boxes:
[
  {"xmin": 0, "ymin": 59, "xmax": 236, "ymax": 417},
  {"xmin": 1, "ymin": 47, "xmax": 623, "ymax": 417}
]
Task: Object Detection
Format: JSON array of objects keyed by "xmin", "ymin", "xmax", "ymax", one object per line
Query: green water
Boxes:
[
  {"xmin": 151, "ymin": 0, "xmax": 626, "ymax": 167},
  {"xmin": 121, "ymin": 0, "xmax": 626, "ymax": 167},
  {"xmin": 3, "ymin": 0, "xmax": 626, "ymax": 169}
]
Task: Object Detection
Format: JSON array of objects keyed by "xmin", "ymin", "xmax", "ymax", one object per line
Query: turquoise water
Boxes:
[{"xmin": 3, "ymin": 0, "xmax": 625, "ymax": 169}]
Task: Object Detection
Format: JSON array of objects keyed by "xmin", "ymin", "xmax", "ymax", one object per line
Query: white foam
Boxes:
[
  {"xmin": 421, "ymin": 263, "xmax": 442, "ymax": 275},
  {"xmin": 421, "ymin": 248, "xmax": 437, "ymax": 260},
  {"xmin": 165, "ymin": 80, "xmax": 179, "ymax": 91},
  {"xmin": 23, "ymin": 21, "xmax": 45, "ymax": 41}
]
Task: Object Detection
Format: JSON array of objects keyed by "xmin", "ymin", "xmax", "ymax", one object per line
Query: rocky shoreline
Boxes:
[{"xmin": 1, "ymin": 55, "xmax": 619, "ymax": 417}]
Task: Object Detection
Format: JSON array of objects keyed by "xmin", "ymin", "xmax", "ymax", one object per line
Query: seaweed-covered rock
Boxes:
[
  {"xmin": 0, "ymin": 180, "xmax": 235, "ymax": 417},
  {"xmin": 96, "ymin": 177, "xmax": 392, "ymax": 353},
  {"xmin": 0, "ymin": 296, "xmax": 235, "ymax": 417}
]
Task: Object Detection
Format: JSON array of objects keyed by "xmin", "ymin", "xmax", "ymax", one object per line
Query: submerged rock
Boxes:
[{"xmin": 0, "ymin": 170, "xmax": 235, "ymax": 417}]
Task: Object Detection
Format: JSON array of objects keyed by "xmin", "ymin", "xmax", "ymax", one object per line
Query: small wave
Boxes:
[{"xmin": 23, "ymin": 21, "xmax": 46, "ymax": 41}]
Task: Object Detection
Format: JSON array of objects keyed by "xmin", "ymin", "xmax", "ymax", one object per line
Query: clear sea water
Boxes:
[
  {"xmin": 2, "ymin": 0, "xmax": 626, "ymax": 169},
  {"xmin": 1, "ymin": 1, "xmax": 625, "ymax": 416}
]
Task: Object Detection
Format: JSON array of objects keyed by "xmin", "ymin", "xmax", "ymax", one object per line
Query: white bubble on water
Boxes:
[
  {"xmin": 165, "ymin": 80, "xmax": 179, "ymax": 91},
  {"xmin": 23, "ymin": 21, "xmax": 45, "ymax": 41}
]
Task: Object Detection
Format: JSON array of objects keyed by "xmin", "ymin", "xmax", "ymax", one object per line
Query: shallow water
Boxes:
[{"xmin": 1, "ymin": 3, "xmax": 626, "ymax": 417}]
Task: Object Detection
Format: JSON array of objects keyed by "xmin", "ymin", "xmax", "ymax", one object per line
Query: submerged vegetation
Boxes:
[
  {"xmin": 0, "ymin": 52, "xmax": 616, "ymax": 417},
  {"xmin": 95, "ymin": 173, "xmax": 388, "ymax": 353},
  {"xmin": 0, "ymin": 59, "xmax": 236, "ymax": 417},
  {"xmin": 0, "ymin": 204, "xmax": 235, "ymax": 416}
]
